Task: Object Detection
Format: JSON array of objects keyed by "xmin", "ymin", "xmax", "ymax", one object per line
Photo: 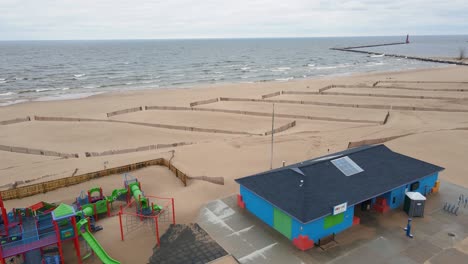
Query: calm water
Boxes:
[{"xmin": 0, "ymin": 36, "xmax": 465, "ymax": 106}]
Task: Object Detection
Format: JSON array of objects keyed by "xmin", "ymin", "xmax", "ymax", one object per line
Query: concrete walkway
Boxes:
[{"xmin": 198, "ymin": 180, "xmax": 468, "ymax": 264}]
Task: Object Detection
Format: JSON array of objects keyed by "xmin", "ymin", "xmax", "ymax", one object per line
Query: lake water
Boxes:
[{"xmin": 1, "ymin": 35, "xmax": 466, "ymax": 106}]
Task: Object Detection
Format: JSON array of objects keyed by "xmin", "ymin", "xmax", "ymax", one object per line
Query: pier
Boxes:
[{"xmin": 331, "ymin": 41, "xmax": 468, "ymax": 66}]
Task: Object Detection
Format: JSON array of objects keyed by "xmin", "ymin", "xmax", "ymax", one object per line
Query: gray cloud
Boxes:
[{"xmin": 0, "ymin": 0, "xmax": 466, "ymax": 40}]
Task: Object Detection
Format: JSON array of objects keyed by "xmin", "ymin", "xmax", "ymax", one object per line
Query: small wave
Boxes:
[
  {"xmin": 74, "ymin": 74, "xmax": 86, "ymax": 78},
  {"xmin": 275, "ymin": 77, "xmax": 294, "ymax": 81},
  {"xmin": 83, "ymin": 85, "xmax": 98, "ymax": 89},
  {"xmin": 0, "ymin": 99, "xmax": 28, "ymax": 107},
  {"xmin": 278, "ymin": 67, "xmax": 291, "ymax": 70},
  {"xmin": 315, "ymin": 66, "xmax": 337, "ymax": 70},
  {"xmin": 307, "ymin": 64, "xmax": 315, "ymax": 67},
  {"xmin": 0, "ymin": 92, "xmax": 15, "ymax": 96},
  {"xmin": 0, "ymin": 78, "xmax": 5, "ymax": 81},
  {"xmin": 365, "ymin": 62, "xmax": 385, "ymax": 67},
  {"xmin": 370, "ymin": 54, "xmax": 385, "ymax": 58},
  {"xmin": 0, "ymin": 81, "xmax": 6, "ymax": 84},
  {"xmin": 62, "ymin": 87, "xmax": 70, "ymax": 91},
  {"xmin": 35, "ymin": 88, "xmax": 59, "ymax": 93},
  {"xmin": 241, "ymin": 67, "xmax": 250, "ymax": 71},
  {"xmin": 34, "ymin": 92, "xmax": 103, "ymax": 102}
]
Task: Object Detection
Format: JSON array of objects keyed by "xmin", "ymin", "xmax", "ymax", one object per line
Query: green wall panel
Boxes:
[
  {"xmin": 273, "ymin": 207, "xmax": 292, "ymax": 239},
  {"xmin": 324, "ymin": 212, "xmax": 344, "ymax": 229}
]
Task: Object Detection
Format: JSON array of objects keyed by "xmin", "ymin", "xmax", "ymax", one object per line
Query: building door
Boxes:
[{"xmin": 273, "ymin": 207, "xmax": 292, "ymax": 239}]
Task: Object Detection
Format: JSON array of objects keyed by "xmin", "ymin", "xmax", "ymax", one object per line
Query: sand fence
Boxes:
[
  {"xmin": 282, "ymin": 90, "xmax": 464, "ymax": 101},
  {"xmin": 85, "ymin": 142, "xmax": 193, "ymax": 157},
  {"xmin": 218, "ymin": 97, "xmax": 468, "ymax": 113},
  {"xmin": 261, "ymin": 91, "xmax": 282, "ymax": 99},
  {"xmin": 106, "ymin": 106, "xmax": 143, "ymax": 117},
  {"xmin": 264, "ymin": 121, "xmax": 296, "ymax": 135},
  {"xmin": 0, "ymin": 144, "xmax": 79, "ymax": 158},
  {"xmin": 190, "ymin": 98, "xmax": 219, "ymax": 107},
  {"xmin": 0, "ymin": 158, "xmax": 193, "ymax": 200},
  {"xmin": 147, "ymin": 104, "xmax": 381, "ymax": 124},
  {"xmin": 0, "ymin": 116, "xmax": 31, "ymax": 126},
  {"xmin": 34, "ymin": 115, "xmax": 259, "ymax": 136}
]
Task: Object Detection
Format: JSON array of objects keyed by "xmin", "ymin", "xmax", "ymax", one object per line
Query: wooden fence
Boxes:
[
  {"xmin": 261, "ymin": 91, "xmax": 282, "ymax": 99},
  {"xmin": 189, "ymin": 98, "xmax": 219, "ymax": 107},
  {"xmin": 0, "ymin": 144, "xmax": 79, "ymax": 158},
  {"xmin": 219, "ymin": 97, "xmax": 468, "ymax": 113},
  {"xmin": 264, "ymin": 121, "xmax": 296, "ymax": 135},
  {"xmin": 0, "ymin": 117, "xmax": 31, "ymax": 126},
  {"xmin": 107, "ymin": 107, "xmax": 143, "ymax": 117},
  {"xmin": 0, "ymin": 158, "xmax": 189, "ymax": 200},
  {"xmin": 85, "ymin": 142, "xmax": 193, "ymax": 157}
]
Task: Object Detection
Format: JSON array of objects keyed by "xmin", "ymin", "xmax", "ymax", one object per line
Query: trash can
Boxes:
[{"xmin": 403, "ymin": 192, "xmax": 426, "ymax": 217}]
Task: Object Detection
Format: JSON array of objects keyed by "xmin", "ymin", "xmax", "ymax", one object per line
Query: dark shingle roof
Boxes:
[{"xmin": 235, "ymin": 145, "xmax": 444, "ymax": 223}]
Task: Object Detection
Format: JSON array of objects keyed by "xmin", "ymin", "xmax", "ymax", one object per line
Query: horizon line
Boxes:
[{"xmin": 1, "ymin": 33, "xmax": 467, "ymax": 42}]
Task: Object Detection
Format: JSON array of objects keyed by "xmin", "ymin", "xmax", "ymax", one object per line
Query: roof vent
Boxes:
[
  {"xmin": 331, "ymin": 156, "xmax": 363, "ymax": 176},
  {"xmin": 290, "ymin": 167, "xmax": 305, "ymax": 176}
]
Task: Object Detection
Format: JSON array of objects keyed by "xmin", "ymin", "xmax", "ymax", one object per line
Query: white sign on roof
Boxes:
[{"xmin": 333, "ymin": 202, "xmax": 347, "ymax": 215}]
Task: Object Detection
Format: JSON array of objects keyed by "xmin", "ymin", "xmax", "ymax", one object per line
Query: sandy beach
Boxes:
[{"xmin": 1, "ymin": 65, "xmax": 468, "ymax": 263}]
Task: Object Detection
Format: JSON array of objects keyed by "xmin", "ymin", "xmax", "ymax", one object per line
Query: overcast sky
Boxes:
[{"xmin": 0, "ymin": 0, "xmax": 467, "ymax": 40}]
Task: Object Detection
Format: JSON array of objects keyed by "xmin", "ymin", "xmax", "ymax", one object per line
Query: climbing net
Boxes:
[{"xmin": 119, "ymin": 195, "xmax": 175, "ymax": 246}]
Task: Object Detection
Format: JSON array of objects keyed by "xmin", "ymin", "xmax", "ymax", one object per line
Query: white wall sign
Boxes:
[{"xmin": 333, "ymin": 202, "xmax": 347, "ymax": 215}]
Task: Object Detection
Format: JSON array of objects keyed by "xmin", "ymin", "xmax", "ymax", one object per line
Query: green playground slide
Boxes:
[
  {"xmin": 77, "ymin": 219, "xmax": 120, "ymax": 264},
  {"xmin": 107, "ymin": 188, "xmax": 128, "ymax": 202}
]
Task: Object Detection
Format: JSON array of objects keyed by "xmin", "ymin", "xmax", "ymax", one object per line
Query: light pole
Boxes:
[{"xmin": 270, "ymin": 103, "xmax": 275, "ymax": 170}]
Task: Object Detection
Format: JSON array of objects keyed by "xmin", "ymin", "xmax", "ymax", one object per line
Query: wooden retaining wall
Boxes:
[
  {"xmin": 0, "ymin": 144, "xmax": 79, "ymax": 158},
  {"xmin": 0, "ymin": 117, "xmax": 31, "ymax": 126},
  {"xmin": 189, "ymin": 98, "xmax": 219, "ymax": 107},
  {"xmin": 264, "ymin": 121, "xmax": 296, "ymax": 135},
  {"xmin": 107, "ymin": 106, "xmax": 143, "ymax": 117},
  {"xmin": 85, "ymin": 142, "xmax": 193, "ymax": 157},
  {"xmin": 0, "ymin": 158, "xmax": 190, "ymax": 200}
]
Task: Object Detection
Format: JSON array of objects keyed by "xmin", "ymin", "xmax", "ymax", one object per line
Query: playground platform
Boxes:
[{"xmin": 198, "ymin": 180, "xmax": 468, "ymax": 264}]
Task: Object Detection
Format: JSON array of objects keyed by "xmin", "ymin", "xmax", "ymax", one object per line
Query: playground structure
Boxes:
[{"xmin": 0, "ymin": 174, "xmax": 175, "ymax": 264}]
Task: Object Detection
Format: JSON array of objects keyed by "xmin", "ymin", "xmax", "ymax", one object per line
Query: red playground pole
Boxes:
[
  {"xmin": 71, "ymin": 217, "xmax": 82, "ymax": 264},
  {"xmin": 155, "ymin": 218, "xmax": 160, "ymax": 247},
  {"xmin": 53, "ymin": 221, "xmax": 65, "ymax": 264},
  {"xmin": 119, "ymin": 206, "xmax": 124, "ymax": 241},
  {"xmin": 171, "ymin": 198, "xmax": 176, "ymax": 224}
]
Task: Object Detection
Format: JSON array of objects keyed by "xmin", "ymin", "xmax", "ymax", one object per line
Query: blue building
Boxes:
[{"xmin": 235, "ymin": 145, "xmax": 443, "ymax": 250}]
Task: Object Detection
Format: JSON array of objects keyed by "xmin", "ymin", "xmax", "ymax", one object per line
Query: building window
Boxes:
[{"xmin": 392, "ymin": 197, "xmax": 396, "ymax": 204}]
